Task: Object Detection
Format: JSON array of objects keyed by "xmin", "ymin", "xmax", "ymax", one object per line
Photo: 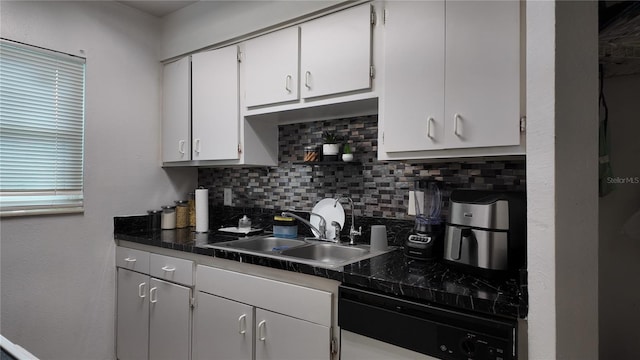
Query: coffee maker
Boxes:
[
  {"xmin": 442, "ymin": 190, "xmax": 526, "ymax": 276},
  {"xmin": 404, "ymin": 180, "xmax": 444, "ymax": 260}
]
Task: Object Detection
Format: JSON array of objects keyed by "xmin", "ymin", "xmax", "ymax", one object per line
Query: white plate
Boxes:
[
  {"xmin": 310, "ymin": 198, "xmax": 345, "ymax": 240},
  {"xmin": 218, "ymin": 227, "xmax": 262, "ymax": 235}
]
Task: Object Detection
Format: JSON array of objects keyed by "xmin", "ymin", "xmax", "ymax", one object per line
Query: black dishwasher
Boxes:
[{"xmin": 338, "ymin": 285, "xmax": 517, "ymax": 360}]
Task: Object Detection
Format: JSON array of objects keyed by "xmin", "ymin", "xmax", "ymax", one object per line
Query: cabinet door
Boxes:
[
  {"xmin": 244, "ymin": 27, "xmax": 300, "ymax": 107},
  {"xmin": 444, "ymin": 0, "xmax": 520, "ymax": 149},
  {"xmin": 116, "ymin": 269, "xmax": 149, "ymax": 360},
  {"xmin": 255, "ymin": 308, "xmax": 330, "ymax": 360},
  {"xmin": 192, "ymin": 46, "xmax": 240, "ymax": 161},
  {"xmin": 381, "ymin": 1, "xmax": 445, "ymax": 152},
  {"xmin": 300, "ymin": 3, "xmax": 372, "ymax": 99},
  {"xmin": 148, "ymin": 278, "xmax": 191, "ymax": 360},
  {"xmin": 192, "ymin": 292, "xmax": 253, "ymax": 360},
  {"xmin": 162, "ymin": 56, "xmax": 191, "ymax": 162}
]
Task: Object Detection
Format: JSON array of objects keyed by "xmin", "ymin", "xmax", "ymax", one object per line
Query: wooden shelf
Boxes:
[{"xmin": 293, "ymin": 161, "xmax": 362, "ymax": 166}]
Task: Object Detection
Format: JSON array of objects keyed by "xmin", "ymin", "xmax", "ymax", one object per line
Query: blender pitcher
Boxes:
[{"xmin": 404, "ymin": 180, "xmax": 445, "ymax": 260}]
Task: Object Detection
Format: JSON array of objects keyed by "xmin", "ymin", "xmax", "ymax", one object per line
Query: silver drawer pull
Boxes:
[{"xmin": 161, "ymin": 266, "xmax": 176, "ymax": 272}]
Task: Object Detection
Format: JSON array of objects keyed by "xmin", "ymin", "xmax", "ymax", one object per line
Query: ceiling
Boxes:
[{"xmin": 116, "ymin": 0, "xmax": 199, "ymax": 18}]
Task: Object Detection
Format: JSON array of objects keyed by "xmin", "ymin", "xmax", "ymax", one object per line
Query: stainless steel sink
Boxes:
[
  {"xmin": 207, "ymin": 235, "xmax": 393, "ymax": 269},
  {"xmin": 280, "ymin": 243, "xmax": 369, "ymax": 263},
  {"xmin": 213, "ymin": 236, "xmax": 306, "ymax": 252}
]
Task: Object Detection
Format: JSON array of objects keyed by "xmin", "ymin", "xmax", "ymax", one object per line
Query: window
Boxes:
[{"xmin": 0, "ymin": 39, "xmax": 86, "ymax": 216}]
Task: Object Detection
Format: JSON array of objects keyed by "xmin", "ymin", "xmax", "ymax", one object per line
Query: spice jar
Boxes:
[
  {"xmin": 147, "ymin": 209, "xmax": 162, "ymax": 232},
  {"xmin": 304, "ymin": 146, "xmax": 319, "ymax": 162},
  {"xmin": 175, "ymin": 200, "xmax": 189, "ymax": 229},
  {"xmin": 188, "ymin": 192, "xmax": 196, "ymax": 227},
  {"xmin": 161, "ymin": 205, "xmax": 176, "ymax": 230}
]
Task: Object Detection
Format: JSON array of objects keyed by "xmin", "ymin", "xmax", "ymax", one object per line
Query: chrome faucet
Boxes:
[
  {"xmin": 281, "ymin": 211, "xmax": 327, "ymax": 239},
  {"xmin": 334, "ymin": 196, "xmax": 362, "ymax": 245}
]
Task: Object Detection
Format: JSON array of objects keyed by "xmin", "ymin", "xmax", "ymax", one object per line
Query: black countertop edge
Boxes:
[{"xmin": 114, "ymin": 216, "xmax": 527, "ymax": 320}]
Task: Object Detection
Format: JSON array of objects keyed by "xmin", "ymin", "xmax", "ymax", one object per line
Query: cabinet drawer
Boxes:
[
  {"xmin": 116, "ymin": 247, "xmax": 150, "ymax": 274},
  {"xmin": 197, "ymin": 265, "xmax": 331, "ymax": 326},
  {"xmin": 150, "ymin": 253, "xmax": 194, "ymax": 286}
]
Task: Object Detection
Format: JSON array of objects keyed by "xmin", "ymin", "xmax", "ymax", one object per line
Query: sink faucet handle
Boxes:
[{"xmin": 331, "ymin": 221, "xmax": 342, "ymax": 242}]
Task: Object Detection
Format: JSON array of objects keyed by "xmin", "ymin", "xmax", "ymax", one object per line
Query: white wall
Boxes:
[
  {"xmin": 525, "ymin": 1, "xmax": 557, "ymax": 357},
  {"xmin": 161, "ymin": 0, "xmax": 342, "ymax": 60},
  {"xmin": 599, "ymin": 73, "xmax": 640, "ymax": 359},
  {"xmin": 527, "ymin": 1, "xmax": 599, "ymax": 359},
  {"xmin": 0, "ymin": 1, "xmax": 196, "ymax": 359}
]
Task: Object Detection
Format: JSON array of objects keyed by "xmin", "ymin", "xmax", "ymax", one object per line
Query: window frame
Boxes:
[{"xmin": 0, "ymin": 38, "xmax": 86, "ymax": 217}]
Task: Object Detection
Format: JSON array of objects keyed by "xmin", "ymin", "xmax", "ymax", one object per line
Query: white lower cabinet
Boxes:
[
  {"xmin": 116, "ymin": 268, "xmax": 150, "ymax": 360},
  {"xmin": 255, "ymin": 308, "xmax": 330, "ymax": 360},
  {"xmin": 148, "ymin": 278, "xmax": 192, "ymax": 360},
  {"xmin": 192, "ymin": 292, "xmax": 254, "ymax": 360},
  {"xmin": 193, "ymin": 265, "xmax": 334, "ymax": 360},
  {"xmin": 116, "ymin": 248, "xmax": 194, "ymax": 360}
]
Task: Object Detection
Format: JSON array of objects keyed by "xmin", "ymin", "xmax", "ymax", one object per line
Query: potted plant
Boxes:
[
  {"xmin": 342, "ymin": 142, "xmax": 354, "ymax": 162},
  {"xmin": 322, "ymin": 131, "xmax": 341, "ymax": 160}
]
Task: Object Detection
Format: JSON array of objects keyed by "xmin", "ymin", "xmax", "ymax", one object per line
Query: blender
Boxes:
[{"xmin": 404, "ymin": 180, "xmax": 444, "ymax": 260}]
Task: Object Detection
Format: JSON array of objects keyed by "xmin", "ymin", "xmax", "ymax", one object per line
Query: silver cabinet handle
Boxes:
[
  {"xmin": 238, "ymin": 314, "xmax": 247, "ymax": 335},
  {"xmin": 149, "ymin": 287, "xmax": 158, "ymax": 304},
  {"xmin": 138, "ymin": 282, "xmax": 146, "ymax": 298},
  {"xmin": 454, "ymin": 113, "xmax": 461, "ymax": 136},
  {"xmin": 178, "ymin": 140, "xmax": 186, "ymax": 155},
  {"xmin": 124, "ymin": 257, "xmax": 136, "ymax": 263},
  {"xmin": 285, "ymin": 75, "xmax": 292, "ymax": 93},
  {"xmin": 304, "ymin": 71, "xmax": 311, "ymax": 89},
  {"xmin": 194, "ymin": 138, "xmax": 201, "ymax": 154},
  {"xmin": 258, "ymin": 320, "xmax": 266, "ymax": 341},
  {"xmin": 427, "ymin": 117, "xmax": 434, "ymax": 139},
  {"xmin": 161, "ymin": 266, "xmax": 176, "ymax": 272}
]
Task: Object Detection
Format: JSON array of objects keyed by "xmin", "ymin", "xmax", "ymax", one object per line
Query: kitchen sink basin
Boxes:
[
  {"xmin": 280, "ymin": 243, "xmax": 369, "ymax": 263},
  {"xmin": 213, "ymin": 236, "xmax": 306, "ymax": 252},
  {"xmin": 207, "ymin": 234, "xmax": 394, "ymax": 269}
]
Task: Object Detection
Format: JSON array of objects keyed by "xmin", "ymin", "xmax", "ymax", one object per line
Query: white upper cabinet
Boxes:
[
  {"xmin": 443, "ymin": 0, "xmax": 521, "ymax": 149},
  {"xmin": 162, "ymin": 57, "xmax": 191, "ymax": 163},
  {"xmin": 243, "ymin": 27, "xmax": 300, "ymax": 107},
  {"xmin": 300, "ymin": 3, "xmax": 373, "ymax": 99},
  {"xmin": 382, "ymin": 1, "xmax": 445, "ymax": 152},
  {"xmin": 191, "ymin": 45, "xmax": 240, "ymax": 161},
  {"xmin": 381, "ymin": 0, "xmax": 522, "ymax": 157}
]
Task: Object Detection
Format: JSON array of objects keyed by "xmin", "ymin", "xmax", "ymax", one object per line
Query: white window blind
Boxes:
[{"xmin": 0, "ymin": 39, "xmax": 85, "ymax": 216}]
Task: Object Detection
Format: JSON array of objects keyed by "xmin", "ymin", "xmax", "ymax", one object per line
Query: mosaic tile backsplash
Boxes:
[{"xmin": 199, "ymin": 115, "xmax": 526, "ymax": 221}]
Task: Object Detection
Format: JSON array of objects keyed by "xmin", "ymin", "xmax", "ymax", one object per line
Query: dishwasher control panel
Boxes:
[
  {"xmin": 438, "ymin": 326, "xmax": 513, "ymax": 360},
  {"xmin": 339, "ymin": 285, "xmax": 518, "ymax": 360}
]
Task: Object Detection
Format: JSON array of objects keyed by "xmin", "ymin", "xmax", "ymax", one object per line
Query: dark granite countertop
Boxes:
[{"xmin": 114, "ymin": 215, "xmax": 527, "ymax": 320}]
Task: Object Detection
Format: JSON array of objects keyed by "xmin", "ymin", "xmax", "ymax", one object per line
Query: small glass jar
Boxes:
[
  {"xmin": 238, "ymin": 215, "xmax": 252, "ymax": 230},
  {"xmin": 273, "ymin": 216, "xmax": 298, "ymax": 238},
  {"xmin": 175, "ymin": 200, "xmax": 189, "ymax": 229},
  {"xmin": 304, "ymin": 145, "xmax": 319, "ymax": 162},
  {"xmin": 147, "ymin": 209, "xmax": 162, "ymax": 232},
  {"xmin": 161, "ymin": 205, "xmax": 176, "ymax": 230},
  {"xmin": 188, "ymin": 192, "xmax": 196, "ymax": 227}
]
